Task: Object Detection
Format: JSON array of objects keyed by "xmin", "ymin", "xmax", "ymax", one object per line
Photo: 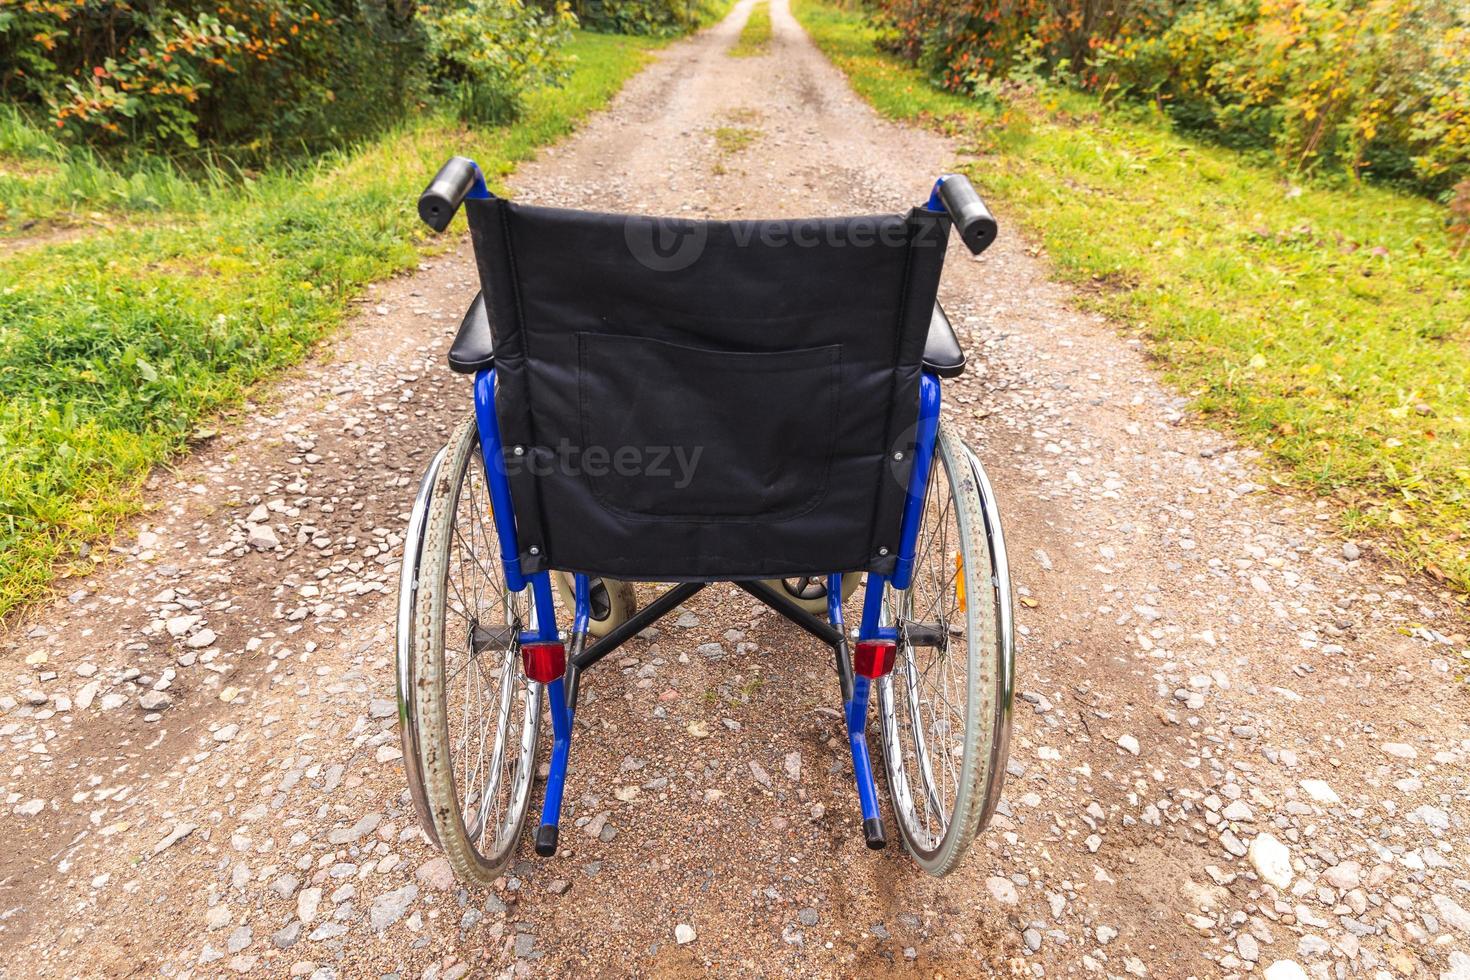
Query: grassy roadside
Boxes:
[
  {"xmin": 0, "ymin": 104, "xmax": 226, "ymax": 238},
  {"xmin": 0, "ymin": 30, "xmax": 664, "ymax": 620},
  {"xmin": 730, "ymin": 1, "xmax": 771, "ymax": 57},
  {"xmin": 795, "ymin": 0, "xmax": 1470, "ymax": 594}
]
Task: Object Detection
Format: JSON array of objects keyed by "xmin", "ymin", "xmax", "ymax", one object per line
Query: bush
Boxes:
[
  {"xmin": 0, "ymin": 0, "xmax": 603, "ymax": 157},
  {"xmin": 875, "ymin": 0, "xmax": 1178, "ymax": 92},
  {"xmin": 0, "ymin": 1, "xmax": 427, "ymax": 158},
  {"xmin": 874, "ymin": 0, "xmax": 1470, "ymax": 199},
  {"xmin": 573, "ymin": 0, "xmax": 709, "ymax": 36},
  {"xmin": 1096, "ymin": 0, "xmax": 1470, "ymax": 195},
  {"xmin": 424, "ymin": 0, "xmax": 578, "ymax": 124}
]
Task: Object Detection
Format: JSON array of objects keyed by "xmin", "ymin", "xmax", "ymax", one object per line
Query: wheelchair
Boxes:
[{"xmin": 396, "ymin": 157, "xmax": 1015, "ymax": 884}]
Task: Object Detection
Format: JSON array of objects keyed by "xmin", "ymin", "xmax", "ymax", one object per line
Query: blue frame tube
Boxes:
[
  {"xmin": 835, "ymin": 573, "xmax": 883, "ymax": 839},
  {"xmin": 524, "ymin": 573, "xmax": 569, "ymax": 816},
  {"xmin": 857, "ymin": 372, "xmax": 941, "ymax": 642},
  {"xmin": 525, "ymin": 568, "xmax": 573, "ymax": 846},
  {"xmin": 466, "ymin": 165, "xmax": 491, "ymax": 202},
  {"xmin": 538, "ymin": 673, "xmax": 573, "ymax": 837},
  {"xmin": 842, "ymin": 372, "xmax": 943, "ymax": 844},
  {"xmin": 826, "ymin": 573, "xmax": 845, "ymax": 628},
  {"xmin": 845, "ymin": 675, "xmax": 881, "ymax": 825},
  {"xmin": 925, "ymin": 175, "xmax": 953, "ymax": 213},
  {"xmin": 858, "ymin": 571, "xmax": 891, "ymax": 642},
  {"xmin": 474, "ymin": 362, "xmax": 574, "ymax": 848},
  {"xmin": 572, "ymin": 573, "xmax": 591, "ymax": 637},
  {"xmin": 523, "ymin": 570, "xmax": 559, "ymax": 642},
  {"xmin": 472, "ymin": 369, "xmax": 526, "ymax": 593},
  {"xmin": 891, "ymin": 373, "xmax": 942, "ymax": 593}
]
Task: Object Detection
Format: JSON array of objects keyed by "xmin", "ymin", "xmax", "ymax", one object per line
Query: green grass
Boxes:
[
  {"xmin": 730, "ymin": 1, "xmax": 771, "ymax": 57},
  {"xmin": 796, "ymin": 0, "xmax": 1470, "ymax": 592},
  {"xmin": 0, "ymin": 104, "xmax": 226, "ymax": 237},
  {"xmin": 0, "ymin": 30, "xmax": 663, "ymax": 619},
  {"xmin": 712, "ymin": 125, "xmax": 761, "ymax": 154}
]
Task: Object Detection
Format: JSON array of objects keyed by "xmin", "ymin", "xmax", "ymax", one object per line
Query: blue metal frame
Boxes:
[
  {"xmin": 473, "ymin": 368, "xmax": 577, "ymax": 848},
  {"xmin": 472, "ymin": 369, "xmax": 526, "ymax": 593},
  {"xmin": 856, "ymin": 371, "xmax": 941, "ymax": 641},
  {"xmin": 891, "ymin": 373, "xmax": 943, "ymax": 593},
  {"xmin": 925, "ymin": 175, "xmax": 953, "ymax": 213},
  {"xmin": 468, "ymin": 275, "xmax": 947, "ymax": 855},
  {"xmin": 535, "ymin": 574, "xmax": 592, "ymax": 845},
  {"xmin": 829, "ymin": 574, "xmax": 880, "ymax": 833},
  {"xmin": 465, "ymin": 161, "xmax": 492, "ymax": 202},
  {"xmin": 841, "ymin": 371, "xmax": 943, "ymax": 840},
  {"xmin": 572, "ymin": 573, "xmax": 591, "ymax": 636}
]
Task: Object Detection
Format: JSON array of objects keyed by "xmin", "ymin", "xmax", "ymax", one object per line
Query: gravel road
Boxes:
[{"xmin": 2, "ymin": 2, "xmax": 1467, "ymax": 977}]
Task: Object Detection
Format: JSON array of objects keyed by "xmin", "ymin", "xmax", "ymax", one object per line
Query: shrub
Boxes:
[
  {"xmin": 875, "ymin": 0, "xmax": 1178, "ymax": 92},
  {"xmin": 572, "ymin": 0, "xmax": 708, "ymax": 36},
  {"xmin": 1, "ymin": 2, "xmax": 429, "ymax": 157},
  {"xmin": 424, "ymin": 0, "xmax": 578, "ymax": 124},
  {"xmin": 874, "ymin": 0, "xmax": 1470, "ymax": 199},
  {"xmin": 1096, "ymin": 0, "xmax": 1470, "ymax": 194},
  {"xmin": 0, "ymin": 0, "xmax": 588, "ymax": 158}
]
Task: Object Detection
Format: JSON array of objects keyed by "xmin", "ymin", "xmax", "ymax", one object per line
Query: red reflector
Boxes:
[
  {"xmin": 520, "ymin": 641, "xmax": 566, "ymax": 683},
  {"xmin": 853, "ymin": 640, "xmax": 896, "ymax": 679}
]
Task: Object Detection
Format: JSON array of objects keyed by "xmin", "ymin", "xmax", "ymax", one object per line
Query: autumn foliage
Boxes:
[
  {"xmin": 874, "ymin": 0, "xmax": 1470, "ymax": 198},
  {"xmin": 0, "ymin": 0, "xmax": 580, "ymax": 156}
]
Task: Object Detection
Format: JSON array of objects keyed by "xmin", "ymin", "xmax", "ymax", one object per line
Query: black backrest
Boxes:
[{"xmin": 465, "ymin": 197, "xmax": 951, "ymax": 581}]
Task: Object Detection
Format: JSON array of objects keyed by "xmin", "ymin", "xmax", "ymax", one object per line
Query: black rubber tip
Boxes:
[
  {"xmin": 863, "ymin": 816, "xmax": 886, "ymax": 850},
  {"xmin": 534, "ymin": 824, "xmax": 559, "ymax": 857}
]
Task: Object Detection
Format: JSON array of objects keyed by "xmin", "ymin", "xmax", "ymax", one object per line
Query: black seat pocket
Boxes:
[{"xmin": 577, "ymin": 333, "xmax": 841, "ymax": 522}]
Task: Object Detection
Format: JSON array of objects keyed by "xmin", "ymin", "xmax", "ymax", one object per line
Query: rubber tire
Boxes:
[
  {"xmin": 413, "ymin": 414, "xmax": 539, "ymax": 886},
  {"xmin": 759, "ymin": 572, "xmax": 863, "ymax": 614},
  {"xmin": 878, "ymin": 419, "xmax": 1010, "ymax": 877}
]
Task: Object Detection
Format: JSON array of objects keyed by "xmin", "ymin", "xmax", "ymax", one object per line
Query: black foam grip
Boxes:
[
  {"xmin": 418, "ymin": 156, "xmax": 480, "ymax": 233},
  {"xmin": 938, "ymin": 174, "xmax": 998, "ymax": 255}
]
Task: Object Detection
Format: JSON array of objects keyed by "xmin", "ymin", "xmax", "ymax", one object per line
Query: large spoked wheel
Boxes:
[
  {"xmin": 412, "ymin": 414, "xmax": 540, "ymax": 885},
  {"xmin": 878, "ymin": 420, "xmax": 1014, "ymax": 876}
]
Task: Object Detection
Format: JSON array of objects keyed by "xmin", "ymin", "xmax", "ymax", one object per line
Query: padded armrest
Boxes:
[
  {"xmin": 448, "ymin": 291, "xmax": 494, "ymax": 374},
  {"xmin": 922, "ymin": 302, "xmax": 965, "ymax": 378}
]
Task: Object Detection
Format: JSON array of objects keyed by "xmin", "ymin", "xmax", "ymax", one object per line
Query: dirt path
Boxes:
[{"xmin": 3, "ymin": 2, "xmax": 1467, "ymax": 977}]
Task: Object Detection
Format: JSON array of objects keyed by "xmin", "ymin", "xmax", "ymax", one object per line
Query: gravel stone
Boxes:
[
  {"xmin": 1248, "ymin": 833, "xmax": 1294, "ymax": 889},
  {"xmin": 139, "ymin": 691, "xmax": 173, "ymax": 711},
  {"xmin": 985, "ymin": 876, "xmax": 1018, "ymax": 905},
  {"xmin": 1262, "ymin": 962, "xmax": 1309, "ymax": 980},
  {"xmin": 369, "ymin": 885, "xmax": 418, "ymax": 933},
  {"xmin": 414, "ymin": 858, "xmax": 455, "ymax": 891}
]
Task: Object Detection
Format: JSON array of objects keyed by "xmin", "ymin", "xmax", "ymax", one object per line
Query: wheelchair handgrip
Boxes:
[
  {"xmin": 937, "ymin": 174, "xmax": 998, "ymax": 255},
  {"xmin": 418, "ymin": 156, "xmax": 482, "ymax": 233}
]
